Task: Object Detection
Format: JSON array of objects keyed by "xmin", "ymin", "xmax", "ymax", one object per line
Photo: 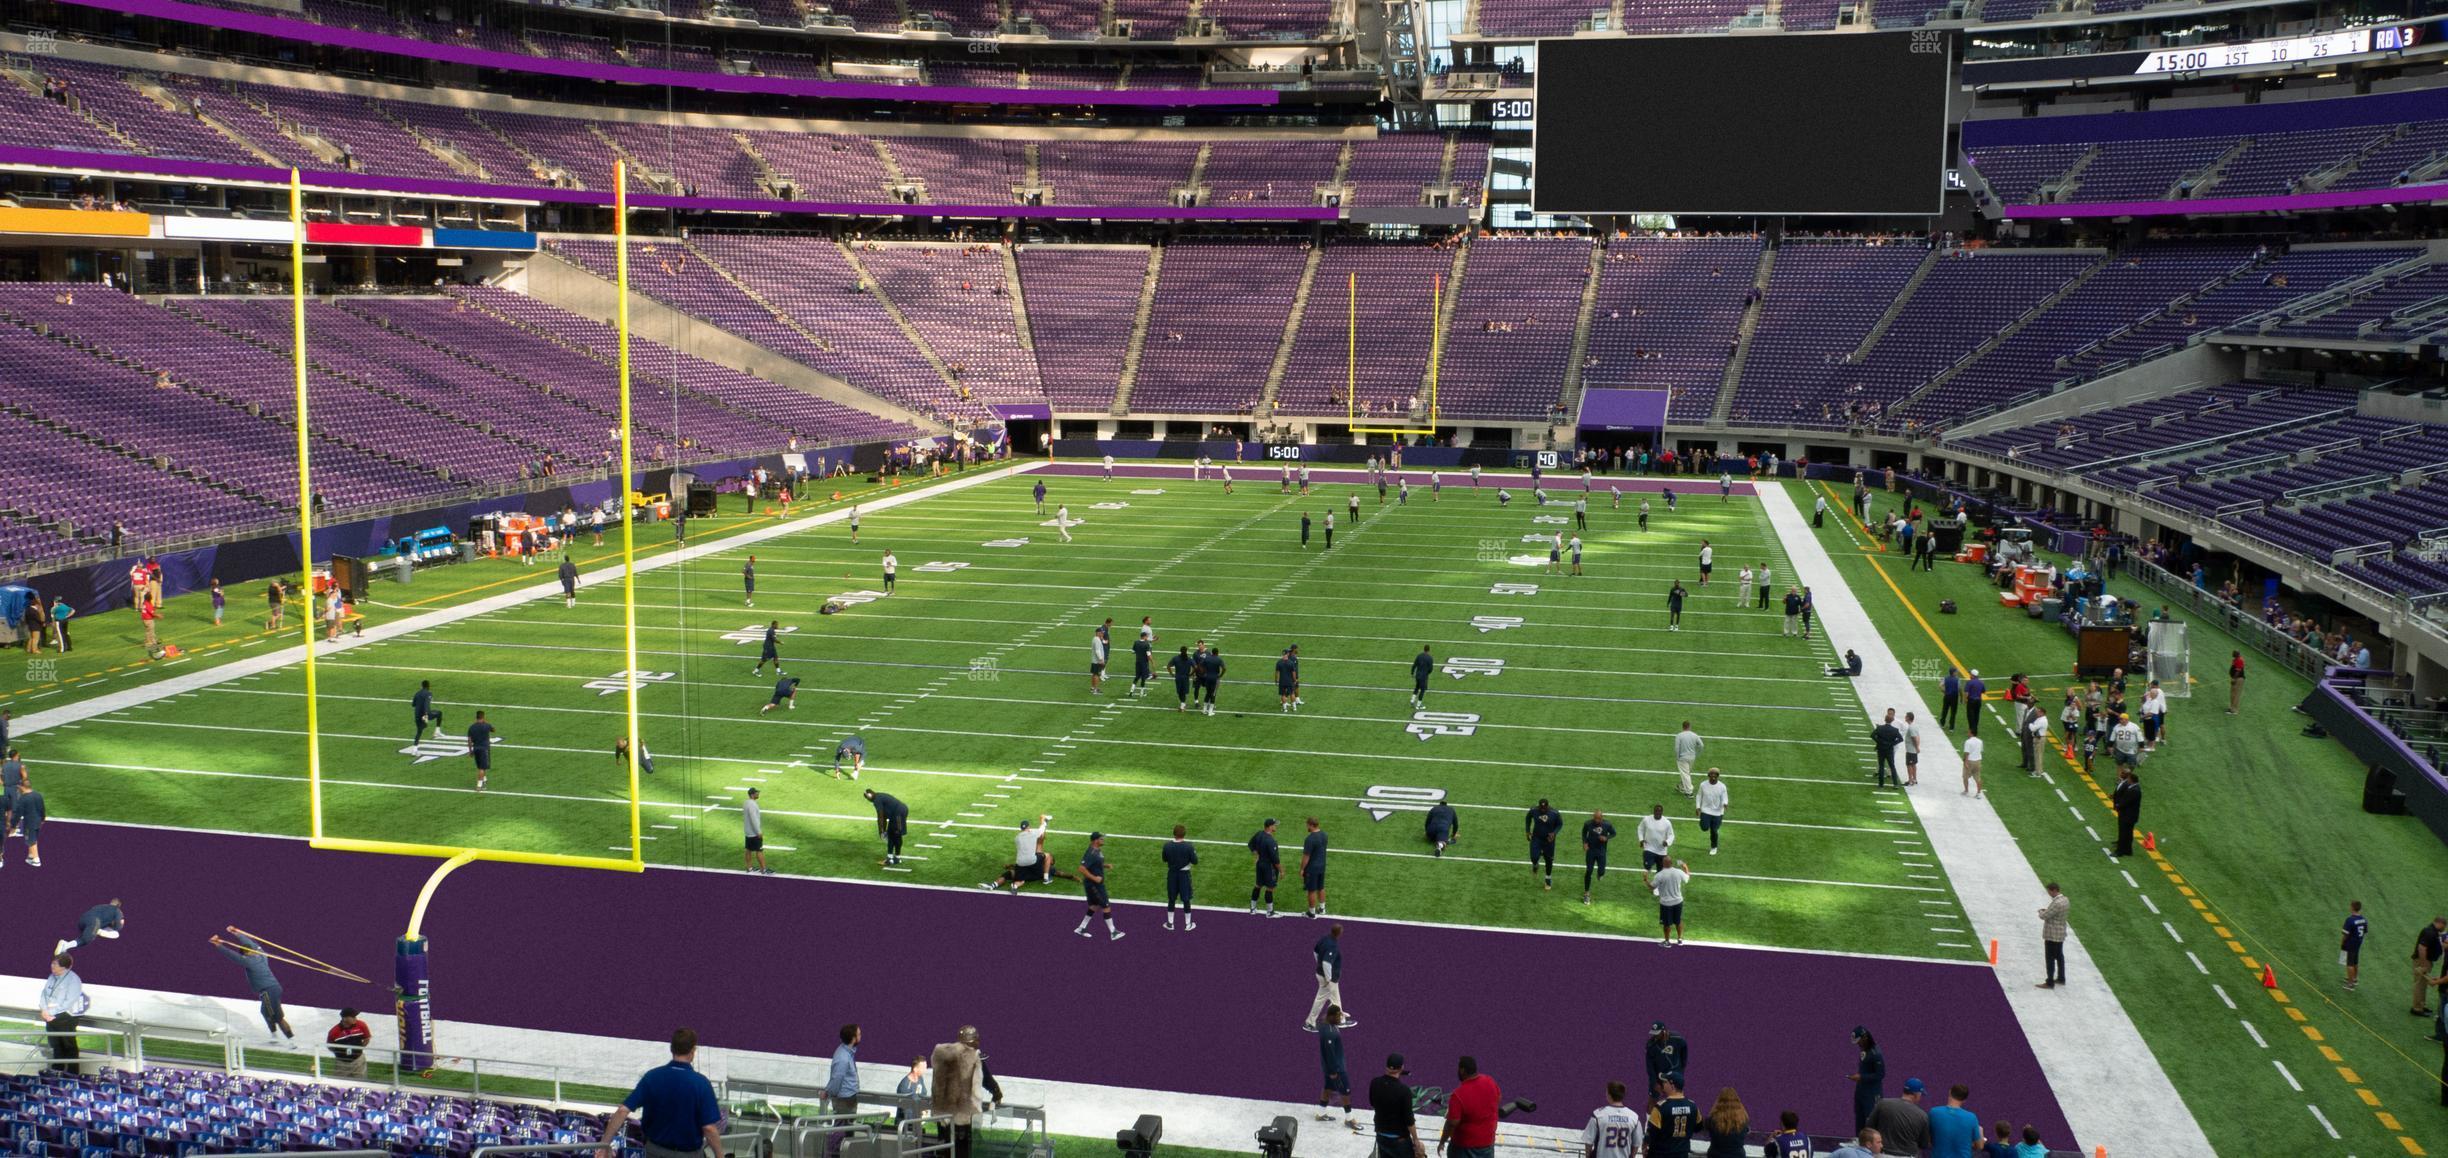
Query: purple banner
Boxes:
[
  {"xmin": 1576, "ymin": 387, "xmax": 1670, "ymax": 430},
  {"xmin": 0, "ymin": 145, "xmax": 1340, "ymax": 222},
  {"xmin": 57, "ymin": 0, "xmax": 1277, "ymax": 108},
  {"xmin": 988, "ymin": 402, "xmax": 1054, "ymax": 421},
  {"xmin": 1998, "ymin": 180, "xmax": 2448, "ymax": 220},
  {"xmin": 395, "ymin": 935, "xmax": 434, "ymax": 1072}
]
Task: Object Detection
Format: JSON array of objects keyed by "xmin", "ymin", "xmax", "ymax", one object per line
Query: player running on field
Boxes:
[
  {"xmin": 1411, "ymin": 645, "xmax": 1434, "ymax": 710},
  {"xmin": 752, "ymin": 620, "xmax": 785, "ymax": 676}
]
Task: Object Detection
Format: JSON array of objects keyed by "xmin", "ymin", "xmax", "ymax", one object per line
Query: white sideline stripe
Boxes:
[
  {"xmin": 1758, "ymin": 483, "xmax": 2211, "ymax": 1158},
  {"xmin": 6, "ymin": 461, "xmax": 1036, "ymax": 741}
]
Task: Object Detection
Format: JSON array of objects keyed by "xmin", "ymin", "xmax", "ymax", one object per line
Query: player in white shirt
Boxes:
[
  {"xmin": 1089, "ymin": 626, "xmax": 1111, "ymax": 696},
  {"xmin": 1469, "ymin": 463, "xmax": 1482, "ymax": 489},
  {"xmin": 1056, "ymin": 504, "xmax": 1073, "ymax": 542},
  {"xmin": 1102, "ymin": 454, "xmax": 1115, "ymax": 479},
  {"xmin": 980, "ymin": 814, "xmax": 1073, "ymax": 893},
  {"xmin": 1139, "ymin": 616, "xmax": 1157, "ymax": 643},
  {"xmin": 1736, "ymin": 566, "xmax": 1754, "ymax": 606},
  {"xmin": 1697, "ymin": 542, "xmax": 1714, "ymax": 586},
  {"xmin": 1636, "ymin": 805, "xmax": 1676, "ymax": 870},
  {"xmin": 1961, "ymin": 734, "xmax": 1986, "ymax": 797},
  {"xmin": 1583, "ymin": 1083, "xmax": 1645, "ymax": 1158},
  {"xmin": 1298, "ymin": 464, "xmax": 1311, "ymax": 494},
  {"xmin": 1646, "ymin": 859, "xmax": 1690, "ymax": 946},
  {"xmin": 881, "ymin": 550, "xmax": 898, "ymax": 596},
  {"xmin": 1693, "ymin": 770, "xmax": 1729, "ymax": 855},
  {"xmin": 1281, "ymin": 463, "xmax": 1293, "ymax": 493},
  {"xmin": 1220, "ymin": 464, "xmax": 1233, "ymax": 493}
]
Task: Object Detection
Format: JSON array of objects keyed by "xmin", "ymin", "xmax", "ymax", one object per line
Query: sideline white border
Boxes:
[{"xmin": 1759, "ymin": 482, "xmax": 2214, "ymax": 1157}]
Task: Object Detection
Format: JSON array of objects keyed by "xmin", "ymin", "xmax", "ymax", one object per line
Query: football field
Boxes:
[{"xmin": 20, "ymin": 464, "xmax": 1973, "ymax": 959}]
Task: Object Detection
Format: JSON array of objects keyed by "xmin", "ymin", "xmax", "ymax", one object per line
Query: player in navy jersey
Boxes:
[
  {"xmin": 1132, "ymin": 634, "xmax": 1155, "ymax": 698},
  {"xmin": 1197, "ymin": 645, "xmax": 1226, "ymax": 717},
  {"xmin": 1411, "ymin": 646, "xmax": 1435, "ymax": 710},
  {"xmin": 752, "ymin": 621, "xmax": 785, "ymax": 676},
  {"xmin": 466, "ymin": 711, "xmax": 497, "ymax": 792},
  {"xmin": 1162, "ymin": 825, "xmax": 1199, "ymax": 931},
  {"xmin": 1168, "ymin": 646, "xmax": 1196, "ymax": 711},
  {"xmin": 1579, "ymin": 811, "xmax": 1617, "ymax": 905},
  {"xmin": 1249, "ymin": 818, "xmax": 1283, "ymax": 917},
  {"xmin": 2342, "ymin": 900, "xmax": 2369, "ymax": 991},
  {"xmin": 1277, "ymin": 646, "xmax": 1303, "ymax": 713},
  {"xmin": 1316, "ymin": 1005, "xmax": 1354, "ymax": 1125},
  {"xmin": 1425, "ymin": 800, "xmax": 1458, "ymax": 857},
  {"xmin": 1032, "ymin": 479, "xmax": 1047, "ymax": 514},
  {"xmin": 1073, "ymin": 833, "xmax": 1123, "ymax": 940},
  {"xmin": 1300, "ymin": 817, "xmax": 1330, "ymax": 917},
  {"xmin": 1526, "ymin": 799, "xmax": 1563, "ymax": 890},
  {"xmin": 761, "ymin": 675, "xmax": 801, "ymax": 714},
  {"xmin": 864, "ymin": 788, "xmax": 909, "ymax": 866},
  {"xmin": 742, "ymin": 556, "xmax": 756, "ymax": 608},
  {"xmin": 411, "ymin": 680, "xmax": 442, "ymax": 745}
]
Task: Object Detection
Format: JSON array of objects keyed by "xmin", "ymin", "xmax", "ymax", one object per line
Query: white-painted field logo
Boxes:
[
  {"xmin": 1091, "ymin": 502, "xmax": 1130, "ymax": 510},
  {"xmin": 1490, "ymin": 583, "xmax": 1539, "ymax": 596},
  {"xmin": 23, "ymin": 657, "xmax": 56, "ymax": 684},
  {"xmin": 1532, "ymin": 515, "xmax": 1568, "ymax": 525},
  {"xmin": 722, "ymin": 624, "xmax": 801, "ymax": 644},
  {"xmin": 1506, "ymin": 555, "xmax": 1547, "ymax": 567},
  {"xmin": 916, "ymin": 561, "xmax": 970, "ymax": 573},
  {"xmin": 400, "ymin": 739, "xmax": 471, "ymax": 764},
  {"xmin": 1406, "ymin": 711, "xmax": 1480, "ymax": 741},
  {"xmin": 1130, "ymin": 488, "xmax": 1167, "ymax": 495},
  {"xmin": 1357, "ymin": 784, "xmax": 1447, "ymax": 821},
  {"xmin": 1469, "ymin": 615, "xmax": 1524, "ymax": 633},
  {"xmin": 968, "ymin": 656, "xmax": 1001, "ymax": 681},
  {"xmin": 1038, "ymin": 518, "xmax": 1085, "ymax": 528},
  {"xmin": 1909, "ymin": 658, "xmax": 1943, "ymax": 682},
  {"xmin": 982, "ymin": 538, "xmax": 1030, "ymax": 548},
  {"xmin": 583, "ymin": 669, "xmax": 677, "ymax": 697},
  {"xmin": 831, "ymin": 589, "xmax": 890, "ymax": 607},
  {"xmin": 1443, "ymin": 658, "xmax": 1504, "ymax": 680}
]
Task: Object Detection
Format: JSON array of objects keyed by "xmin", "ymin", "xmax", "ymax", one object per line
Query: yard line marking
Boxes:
[
  {"xmin": 2187, "ymin": 952, "xmax": 2210, "ymax": 975},
  {"xmin": 2053, "ymin": 788, "xmax": 2069, "ymax": 802},
  {"xmin": 2121, "ymin": 870, "xmax": 2140, "ymax": 889},
  {"xmin": 2305, "ymin": 1104, "xmax": 2335, "ymax": 1137},
  {"xmin": 2139, "ymin": 895, "xmax": 2160, "ymax": 915},
  {"xmin": 2241, "ymin": 1020, "xmax": 2267, "ymax": 1048},
  {"xmin": 2213, "ymin": 984, "xmax": 2235, "ymax": 1009},
  {"xmin": 2084, "ymin": 826, "xmax": 2101, "ymax": 843},
  {"xmin": 2162, "ymin": 921, "xmax": 2184, "ymax": 943},
  {"xmin": 652, "ymin": 824, "xmax": 680, "ymax": 830}
]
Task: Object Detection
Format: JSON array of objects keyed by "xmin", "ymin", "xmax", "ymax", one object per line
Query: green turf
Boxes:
[
  {"xmin": 1789, "ymin": 477, "xmax": 2448, "ymax": 1158},
  {"xmin": 23, "ymin": 470, "xmax": 1969, "ymax": 958}
]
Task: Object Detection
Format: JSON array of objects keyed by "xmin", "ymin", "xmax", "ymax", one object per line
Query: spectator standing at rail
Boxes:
[{"xmin": 1848, "ymin": 1027, "xmax": 1885, "ymax": 1130}]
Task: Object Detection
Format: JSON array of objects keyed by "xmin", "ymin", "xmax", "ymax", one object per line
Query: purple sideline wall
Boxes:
[
  {"xmin": 12, "ymin": 445, "xmax": 898, "ymax": 619},
  {"xmin": 0, "ymin": 146, "xmax": 1340, "ymax": 224},
  {"xmin": 54, "ymin": 0, "xmax": 1280, "ymax": 108},
  {"xmin": 2304, "ymin": 668, "xmax": 2448, "ymax": 844}
]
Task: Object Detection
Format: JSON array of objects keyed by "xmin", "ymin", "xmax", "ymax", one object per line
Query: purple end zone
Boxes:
[
  {"xmin": 26, "ymin": 824, "xmax": 2066, "ymax": 1139},
  {"xmin": 1032, "ymin": 462, "xmax": 1760, "ymax": 495}
]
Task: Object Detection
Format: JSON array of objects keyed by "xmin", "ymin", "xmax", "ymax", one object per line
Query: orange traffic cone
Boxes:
[
  {"xmin": 2261, "ymin": 964, "xmax": 2278, "ymax": 989},
  {"xmin": 2142, "ymin": 831, "xmax": 2157, "ymax": 852},
  {"xmin": 832, "ymin": 491, "xmax": 843, "ymax": 502}
]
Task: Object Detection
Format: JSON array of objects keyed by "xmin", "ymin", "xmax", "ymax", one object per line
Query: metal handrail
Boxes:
[{"xmin": 475, "ymin": 1131, "xmax": 764, "ymax": 1158}]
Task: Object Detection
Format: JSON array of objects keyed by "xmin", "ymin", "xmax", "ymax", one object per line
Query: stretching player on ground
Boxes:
[
  {"xmin": 55, "ymin": 899, "xmax": 125, "ymax": 956},
  {"xmin": 761, "ymin": 675, "xmax": 801, "ymax": 714},
  {"xmin": 982, "ymin": 814, "xmax": 1075, "ymax": 893},
  {"xmin": 1426, "ymin": 800, "xmax": 1459, "ymax": 857},
  {"xmin": 834, "ymin": 733, "xmax": 866, "ymax": 780}
]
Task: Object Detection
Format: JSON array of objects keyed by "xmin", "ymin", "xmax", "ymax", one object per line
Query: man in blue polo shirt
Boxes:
[{"xmin": 598, "ymin": 1029, "xmax": 725, "ymax": 1158}]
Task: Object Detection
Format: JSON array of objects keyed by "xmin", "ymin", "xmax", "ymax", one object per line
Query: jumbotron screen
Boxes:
[{"xmin": 1533, "ymin": 31, "xmax": 1954, "ymax": 217}]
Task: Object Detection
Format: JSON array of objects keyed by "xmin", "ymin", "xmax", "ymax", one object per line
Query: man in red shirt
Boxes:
[
  {"xmin": 326, "ymin": 1007, "xmax": 372, "ymax": 1079},
  {"xmin": 1439, "ymin": 1056, "xmax": 1499, "ymax": 1158}
]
